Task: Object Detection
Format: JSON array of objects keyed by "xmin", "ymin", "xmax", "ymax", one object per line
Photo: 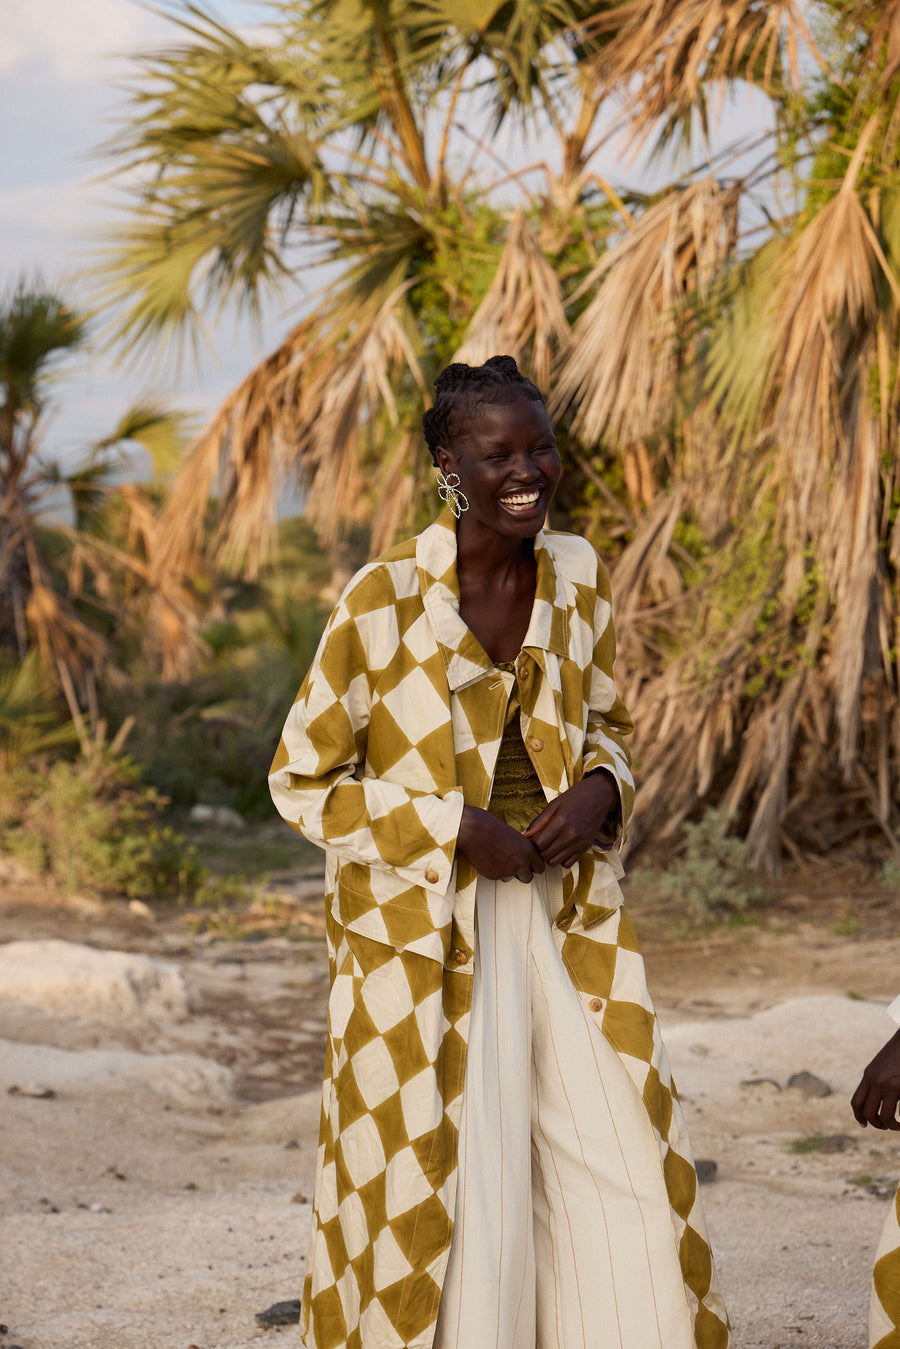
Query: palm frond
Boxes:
[
  {"xmin": 584, "ymin": 0, "xmax": 823, "ymax": 150},
  {"xmin": 451, "ymin": 209, "xmax": 571, "ymax": 388},
  {"xmin": 95, "ymin": 11, "xmax": 331, "ymax": 356},
  {"xmin": 552, "ymin": 177, "xmax": 741, "ymax": 447},
  {"xmin": 157, "ymin": 278, "xmax": 426, "ymax": 576},
  {"xmin": 766, "ymin": 123, "xmax": 897, "ymax": 482}
]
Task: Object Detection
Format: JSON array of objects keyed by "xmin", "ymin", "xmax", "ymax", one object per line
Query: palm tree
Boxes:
[
  {"xmin": 96, "ymin": 0, "xmax": 625, "ymax": 569},
  {"xmin": 98, "ymin": 0, "xmax": 900, "ymax": 872},
  {"xmin": 0, "ymin": 280, "xmax": 193, "ymax": 717}
]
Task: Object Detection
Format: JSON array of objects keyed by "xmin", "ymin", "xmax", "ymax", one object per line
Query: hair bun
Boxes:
[
  {"xmin": 483, "ymin": 355, "xmax": 520, "ymax": 377},
  {"xmin": 433, "ymin": 362, "xmax": 482, "ymax": 394}
]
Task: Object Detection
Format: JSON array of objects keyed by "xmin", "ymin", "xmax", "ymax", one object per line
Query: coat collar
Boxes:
[{"xmin": 416, "ymin": 508, "xmax": 570, "ymax": 691}]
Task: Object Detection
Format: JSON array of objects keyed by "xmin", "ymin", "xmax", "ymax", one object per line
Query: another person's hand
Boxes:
[
  {"xmin": 523, "ymin": 770, "xmax": 619, "ymax": 869},
  {"xmin": 851, "ymin": 1028, "xmax": 900, "ymax": 1130},
  {"xmin": 456, "ymin": 806, "xmax": 545, "ymax": 883}
]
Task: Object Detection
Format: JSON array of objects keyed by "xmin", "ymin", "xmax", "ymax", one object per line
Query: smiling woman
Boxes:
[{"xmin": 269, "ymin": 354, "xmax": 731, "ymax": 1349}]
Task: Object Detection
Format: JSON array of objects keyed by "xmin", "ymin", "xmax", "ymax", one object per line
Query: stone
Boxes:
[
  {"xmin": 188, "ymin": 803, "xmax": 246, "ymax": 828},
  {"xmin": 787, "ymin": 1071, "xmax": 832, "ymax": 1099},
  {"xmin": 695, "ymin": 1158, "xmax": 718, "ymax": 1184},
  {"xmin": 0, "ymin": 940, "xmax": 195, "ymax": 1025},
  {"xmin": 255, "ymin": 1299, "xmax": 304, "ymax": 1328}
]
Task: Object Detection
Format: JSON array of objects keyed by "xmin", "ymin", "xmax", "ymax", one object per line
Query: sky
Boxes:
[
  {"xmin": 0, "ymin": 0, "xmax": 777, "ymax": 479},
  {"xmin": 0, "ymin": 0, "xmax": 279, "ymax": 473}
]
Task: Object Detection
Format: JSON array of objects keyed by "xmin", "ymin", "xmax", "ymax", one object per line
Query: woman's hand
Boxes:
[
  {"xmin": 851, "ymin": 1028, "xmax": 900, "ymax": 1130},
  {"xmin": 457, "ymin": 805, "xmax": 545, "ymax": 883},
  {"xmin": 523, "ymin": 771, "xmax": 619, "ymax": 869}
]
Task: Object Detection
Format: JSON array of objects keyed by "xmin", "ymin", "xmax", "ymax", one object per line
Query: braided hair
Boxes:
[{"xmin": 422, "ymin": 355, "xmax": 545, "ymax": 466}]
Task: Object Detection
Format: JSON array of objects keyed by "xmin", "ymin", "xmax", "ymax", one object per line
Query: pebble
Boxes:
[
  {"xmin": 255, "ymin": 1299, "xmax": 303, "ymax": 1328},
  {"xmin": 787, "ymin": 1070, "xmax": 832, "ymax": 1099},
  {"xmin": 7, "ymin": 1082, "xmax": 56, "ymax": 1098},
  {"xmin": 695, "ymin": 1159, "xmax": 718, "ymax": 1184},
  {"xmin": 128, "ymin": 899, "xmax": 155, "ymax": 921}
]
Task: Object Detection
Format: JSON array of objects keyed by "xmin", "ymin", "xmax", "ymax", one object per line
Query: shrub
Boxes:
[
  {"xmin": 634, "ymin": 809, "xmax": 770, "ymax": 922},
  {"xmin": 0, "ymin": 749, "xmax": 207, "ymax": 900}
]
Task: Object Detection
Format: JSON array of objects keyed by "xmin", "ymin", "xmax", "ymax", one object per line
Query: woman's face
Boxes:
[{"xmin": 437, "ymin": 397, "xmax": 561, "ymax": 542}]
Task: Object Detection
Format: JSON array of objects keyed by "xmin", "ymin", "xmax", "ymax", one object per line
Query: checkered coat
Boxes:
[{"xmin": 269, "ymin": 510, "xmax": 731, "ymax": 1349}]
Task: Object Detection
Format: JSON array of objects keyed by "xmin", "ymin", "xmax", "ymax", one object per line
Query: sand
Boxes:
[{"xmin": 2, "ymin": 869, "xmax": 899, "ymax": 1349}]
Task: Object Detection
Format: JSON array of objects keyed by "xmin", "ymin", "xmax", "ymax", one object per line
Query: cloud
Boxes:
[{"xmin": 0, "ymin": 0, "xmax": 162, "ymax": 81}]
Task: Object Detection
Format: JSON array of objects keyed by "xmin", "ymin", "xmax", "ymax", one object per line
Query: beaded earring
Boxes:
[{"xmin": 436, "ymin": 470, "xmax": 470, "ymax": 518}]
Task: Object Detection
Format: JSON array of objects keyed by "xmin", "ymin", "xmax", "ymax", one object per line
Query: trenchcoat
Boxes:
[{"xmin": 269, "ymin": 509, "xmax": 731, "ymax": 1349}]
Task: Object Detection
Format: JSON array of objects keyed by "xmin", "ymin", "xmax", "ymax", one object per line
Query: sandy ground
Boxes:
[{"xmin": 2, "ymin": 863, "xmax": 900, "ymax": 1349}]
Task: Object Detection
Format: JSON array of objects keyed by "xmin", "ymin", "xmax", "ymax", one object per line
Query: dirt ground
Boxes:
[{"xmin": 2, "ymin": 857, "xmax": 900, "ymax": 1349}]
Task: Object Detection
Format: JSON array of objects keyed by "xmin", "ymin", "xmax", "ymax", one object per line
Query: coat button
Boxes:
[
  {"xmin": 589, "ymin": 998, "xmax": 604, "ymax": 1014},
  {"xmin": 425, "ymin": 867, "xmax": 439, "ymax": 884},
  {"xmin": 453, "ymin": 949, "xmax": 469, "ymax": 965},
  {"xmin": 529, "ymin": 737, "xmax": 544, "ymax": 752}
]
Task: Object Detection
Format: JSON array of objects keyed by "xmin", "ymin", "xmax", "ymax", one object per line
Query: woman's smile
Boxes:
[{"xmin": 498, "ymin": 487, "xmax": 542, "ymax": 514}]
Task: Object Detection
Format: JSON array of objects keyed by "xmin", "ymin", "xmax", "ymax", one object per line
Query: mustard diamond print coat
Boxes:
[{"xmin": 269, "ymin": 510, "xmax": 731, "ymax": 1349}]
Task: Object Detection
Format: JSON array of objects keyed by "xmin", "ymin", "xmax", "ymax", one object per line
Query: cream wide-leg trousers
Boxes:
[{"xmin": 433, "ymin": 872, "xmax": 697, "ymax": 1349}]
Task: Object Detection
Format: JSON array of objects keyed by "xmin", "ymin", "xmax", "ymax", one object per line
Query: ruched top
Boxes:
[{"xmin": 487, "ymin": 662, "xmax": 546, "ymax": 831}]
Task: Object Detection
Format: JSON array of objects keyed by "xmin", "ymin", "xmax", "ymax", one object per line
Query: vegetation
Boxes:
[
  {"xmin": 0, "ymin": 748, "xmax": 206, "ymax": 900},
  {"xmin": 83, "ymin": 0, "xmax": 900, "ymax": 876},
  {"xmin": 4, "ymin": 1, "xmax": 900, "ymax": 893},
  {"xmin": 631, "ymin": 809, "xmax": 770, "ymax": 924},
  {"xmin": 0, "ymin": 278, "xmax": 197, "ymax": 703}
]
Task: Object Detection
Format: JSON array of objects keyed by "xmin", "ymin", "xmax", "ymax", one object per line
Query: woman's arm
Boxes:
[{"xmin": 268, "ymin": 572, "xmax": 464, "ymax": 895}]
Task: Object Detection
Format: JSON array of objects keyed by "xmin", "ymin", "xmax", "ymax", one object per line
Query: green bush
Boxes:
[
  {"xmin": 635, "ymin": 809, "xmax": 770, "ymax": 922},
  {"xmin": 0, "ymin": 749, "xmax": 207, "ymax": 900}
]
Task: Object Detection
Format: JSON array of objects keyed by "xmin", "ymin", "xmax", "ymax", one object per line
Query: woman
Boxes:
[
  {"xmin": 852, "ymin": 993, "xmax": 900, "ymax": 1347},
  {"xmin": 269, "ymin": 355, "xmax": 730, "ymax": 1349}
]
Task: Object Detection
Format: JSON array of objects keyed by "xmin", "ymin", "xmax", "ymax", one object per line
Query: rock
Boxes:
[
  {"xmin": 0, "ymin": 1038, "xmax": 235, "ymax": 1109},
  {"xmin": 189, "ymin": 803, "xmax": 246, "ymax": 828},
  {"xmin": 740, "ymin": 1077, "xmax": 782, "ymax": 1093},
  {"xmin": 787, "ymin": 1071, "xmax": 832, "ymax": 1099},
  {"xmin": 7, "ymin": 1082, "xmax": 56, "ymax": 1098},
  {"xmin": 255, "ymin": 1300, "xmax": 304, "ymax": 1328},
  {"xmin": 127, "ymin": 899, "xmax": 155, "ymax": 922},
  {"xmin": 0, "ymin": 940, "xmax": 196, "ymax": 1025},
  {"xmin": 695, "ymin": 1159, "xmax": 718, "ymax": 1184}
]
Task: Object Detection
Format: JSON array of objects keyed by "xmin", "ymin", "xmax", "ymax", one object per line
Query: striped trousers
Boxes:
[{"xmin": 433, "ymin": 872, "xmax": 698, "ymax": 1349}]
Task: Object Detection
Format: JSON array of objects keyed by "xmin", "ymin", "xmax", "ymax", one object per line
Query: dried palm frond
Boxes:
[
  {"xmin": 451, "ymin": 210, "xmax": 571, "ymax": 389},
  {"xmin": 157, "ymin": 280, "xmax": 426, "ymax": 576},
  {"xmin": 767, "ymin": 122, "xmax": 897, "ymax": 492},
  {"xmin": 552, "ymin": 177, "xmax": 741, "ymax": 448},
  {"xmin": 583, "ymin": 0, "xmax": 822, "ymax": 148},
  {"xmin": 844, "ymin": 0, "xmax": 900, "ymax": 92}
]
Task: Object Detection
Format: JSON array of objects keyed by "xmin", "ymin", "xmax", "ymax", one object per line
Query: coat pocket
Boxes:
[{"xmin": 332, "ymin": 860, "xmax": 452, "ymax": 963}]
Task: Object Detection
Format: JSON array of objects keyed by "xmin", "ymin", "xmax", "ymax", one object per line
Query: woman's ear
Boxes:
[{"xmin": 436, "ymin": 447, "xmax": 453, "ymax": 477}]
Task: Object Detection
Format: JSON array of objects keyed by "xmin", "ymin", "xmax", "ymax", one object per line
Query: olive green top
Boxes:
[{"xmin": 487, "ymin": 662, "xmax": 546, "ymax": 831}]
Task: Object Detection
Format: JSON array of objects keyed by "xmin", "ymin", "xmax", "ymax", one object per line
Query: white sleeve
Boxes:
[{"xmin": 888, "ymin": 995, "xmax": 900, "ymax": 1024}]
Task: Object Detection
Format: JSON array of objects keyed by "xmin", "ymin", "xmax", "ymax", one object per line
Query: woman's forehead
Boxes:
[{"xmin": 454, "ymin": 397, "xmax": 553, "ymax": 445}]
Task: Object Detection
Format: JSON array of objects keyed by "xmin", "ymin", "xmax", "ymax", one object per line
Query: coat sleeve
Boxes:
[
  {"xmin": 268, "ymin": 572, "xmax": 464, "ymax": 895},
  {"xmin": 581, "ymin": 556, "xmax": 635, "ymax": 833}
]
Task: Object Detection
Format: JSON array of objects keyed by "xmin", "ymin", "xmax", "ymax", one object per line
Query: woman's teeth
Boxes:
[{"xmin": 500, "ymin": 491, "xmax": 540, "ymax": 512}]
